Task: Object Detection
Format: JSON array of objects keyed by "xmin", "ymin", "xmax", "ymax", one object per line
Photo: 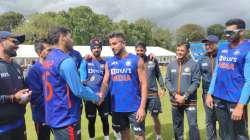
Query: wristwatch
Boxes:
[{"xmin": 183, "ymin": 94, "xmax": 188, "ymax": 101}]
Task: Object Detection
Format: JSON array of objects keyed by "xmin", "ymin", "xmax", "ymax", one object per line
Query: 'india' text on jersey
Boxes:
[{"xmin": 107, "ymin": 53, "xmax": 141, "ymax": 112}]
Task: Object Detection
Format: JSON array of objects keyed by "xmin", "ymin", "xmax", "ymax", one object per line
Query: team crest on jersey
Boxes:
[
  {"xmin": 126, "ymin": 60, "xmax": 131, "ymax": 66},
  {"xmin": 201, "ymin": 63, "xmax": 208, "ymax": 67},
  {"xmin": 90, "ymin": 75, "xmax": 95, "ymax": 81},
  {"xmin": 221, "ymin": 49, "xmax": 228, "ymax": 53},
  {"xmin": 184, "ymin": 67, "xmax": 191, "ymax": 73},
  {"xmin": 233, "ymin": 50, "xmax": 240, "ymax": 55},
  {"xmin": 100, "ymin": 64, "xmax": 105, "ymax": 69}
]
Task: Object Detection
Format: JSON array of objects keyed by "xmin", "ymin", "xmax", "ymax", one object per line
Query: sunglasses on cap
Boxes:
[
  {"xmin": 224, "ymin": 29, "xmax": 241, "ymax": 37},
  {"xmin": 7, "ymin": 38, "xmax": 20, "ymax": 45}
]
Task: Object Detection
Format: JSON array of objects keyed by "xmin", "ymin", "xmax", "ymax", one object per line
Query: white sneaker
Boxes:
[
  {"xmin": 104, "ymin": 135, "xmax": 109, "ymax": 140},
  {"xmin": 156, "ymin": 135, "xmax": 161, "ymax": 140},
  {"xmin": 113, "ymin": 131, "xmax": 121, "ymax": 140}
]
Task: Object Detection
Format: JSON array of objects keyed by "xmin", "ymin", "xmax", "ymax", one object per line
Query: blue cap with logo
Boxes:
[
  {"xmin": 201, "ymin": 35, "xmax": 219, "ymax": 43},
  {"xmin": 0, "ymin": 31, "xmax": 25, "ymax": 44}
]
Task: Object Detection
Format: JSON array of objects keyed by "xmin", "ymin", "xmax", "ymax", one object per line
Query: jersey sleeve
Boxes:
[
  {"xmin": 239, "ymin": 52, "xmax": 250, "ymax": 104},
  {"xmin": 59, "ymin": 58, "xmax": 99, "ymax": 102}
]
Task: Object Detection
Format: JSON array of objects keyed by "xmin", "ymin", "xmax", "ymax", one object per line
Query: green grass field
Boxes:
[{"xmin": 24, "ymin": 68, "xmax": 250, "ymax": 140}]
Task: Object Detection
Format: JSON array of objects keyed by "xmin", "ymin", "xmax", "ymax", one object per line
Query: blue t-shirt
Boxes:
[
  {"xmin": 68, "ymin": 49, "xmax": 82, "ymax": 69},
  {"xmin": 25, "ymin": 61, "xmax": 45, "ymax": 123},
  {"xmin": 208, "ymin": 40, "xmax": 250, "ymax": 104},
  {"xmin": 80, "ymin": 59, "xmax": 105, "ymax": 93},
  {"xmin": 107, "ymin": 53, "xmax": 141, "ymax": 112},
  {"xmin": 43, "ymin": 48, "xmax": 98, "ymax": 128}
]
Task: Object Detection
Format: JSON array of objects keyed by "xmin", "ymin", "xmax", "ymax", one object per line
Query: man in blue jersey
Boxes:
[
  {"xmin": 166, "ymin": 41, "xmax": 200, "ymax": 140},
  {"xmin": 44, "ymin": 27, "xmax": 102, "ymax": 140},
  {"xmin": 135, "ymin": 41, "xmax": 165, "ymax": 140},
  {"xmin": 99, "ymin": 32, "xmax": 147, "ymax": 140},
  {"xmin": 206, "ymin": 18, "xmax": 250, "ymax": 140},
  {"xmin": 198, "ymin": 35, "xmax": 219, "ymax": 140},
  {"xmin": 25, "ymin": 39, "xmax": 52, "ymax": 140},
  {"xmin": 69, "ymin": 48, "xmax": 82, "ymax": 69},
  {"xmin": 79, "ymin": 38, "xmax": 110, "ymax": 140},
  {"xmin": 0, "ymin": 31, "xmax": 32, "ymax": 140}
]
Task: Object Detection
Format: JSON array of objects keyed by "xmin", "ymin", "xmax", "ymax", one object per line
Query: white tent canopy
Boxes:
[{"xmin": 15, "ymin": 45, "xmax": 175, "ymax": 65}]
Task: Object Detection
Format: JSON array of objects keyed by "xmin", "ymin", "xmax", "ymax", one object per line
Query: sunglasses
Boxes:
[
  {"xmin": 224, "ymin": 29, "xmax": 241, "ymax": 36},
  {"xmin": 8, "ymin": 38, "xmax": 20, "ymax": 45}
]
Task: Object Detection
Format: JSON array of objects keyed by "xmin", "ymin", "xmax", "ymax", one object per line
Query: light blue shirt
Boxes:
[{"xmin": 59, "ymin": 58, "xmax": 99, "ymax": 102}]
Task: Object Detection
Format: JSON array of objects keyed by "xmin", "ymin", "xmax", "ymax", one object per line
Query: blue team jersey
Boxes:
[
  {"xmin": 85, "ymin": 59, "xmax": 105, "ymax": 93},
  {"xmin": 213, "ymin": 40, "xmax": 250, "ymax": 103},
  {"xmin": 43, "ymin": 48, "xmax": 82, "ymax": 128},
  {"xmin": 107, "ymin": 53, "xmax": 141, "ymax": 112},
  {"xmin": 68, "ymin": 49, "xmax": 82, "ymax": 69},
  {"xmin": 25, "ymin": 61, "xmax": 45, "ymax": 123}
]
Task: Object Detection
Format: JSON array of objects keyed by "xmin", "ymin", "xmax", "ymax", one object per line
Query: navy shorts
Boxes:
[
  {"xmin": 146, "ymin": 97, "xmax": 162, "ymax": 116},
  {"xmin": 112, "ymin": 112, "xmax": 145, "ymax": 136}
]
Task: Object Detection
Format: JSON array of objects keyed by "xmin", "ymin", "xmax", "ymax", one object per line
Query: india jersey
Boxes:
[
  {"xmin": 213, "ymin": 40, "xmax": 250, "ymax": 103},
  {"xmin": 107, "ymin": 53, "xmax": 141, "ymax": 112},
  {"xmin": 25, "ymin": 61, "xmax": 45, "ymax": 123},
  {"xmin": 43, "ymin": 48, "xmax": 82, "ymax": 128},
  {"xmin": 85, "ymin": 59, "xmax": 105, "ymax": 93}
]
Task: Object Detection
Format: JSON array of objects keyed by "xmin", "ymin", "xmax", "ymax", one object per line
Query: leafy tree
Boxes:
[
  {"xmin": 14, "ymin": 13, "xmax": 62, "ymax": 44},
  {"xmin": 12, "ymin": 5, "xmax": 173, "ymax": 50},
  {"xmin": 244, "ymin": 29, "xmax": 250, "ymax": 39},
  {"xmin": 152, "ymin": 27, "xmax": 173, "ymax": 50},
  {"xmin": 62, "ymin": 6, "xmax": 113, "ymax": 45},
  {"xmin": 0, "ymin": 11, "xmax": 24, "ymax": 31},
  {"xmin": 207, "ymin": 24, "xmax": 225, "ymax": 39},
  {"xmin": 176, "ymin": 24, "xmax": 206, "ymax": 43}
]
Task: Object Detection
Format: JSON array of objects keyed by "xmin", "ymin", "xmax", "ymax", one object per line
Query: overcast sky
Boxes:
[{"xmin": 0, "ymin": 0, "xmax": 250, "ymax": 29}]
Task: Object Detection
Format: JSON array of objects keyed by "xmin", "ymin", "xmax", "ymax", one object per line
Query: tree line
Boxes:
[{"xmin": 1, "ymin": 6, "xmax": 250, "ymax": 51}]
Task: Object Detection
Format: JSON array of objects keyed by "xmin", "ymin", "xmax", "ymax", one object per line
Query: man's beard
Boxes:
[
  {"xmin": 3, "ymin": 42, "xmax": 17, "ymax": 57},
  {"xmin": 93, "ymin": 52, "xmax": 101, "ymax": 57},
  {"xmin": 227, "ymin": 34, "xmax": 240, "ymax": 43},
  {"xmin": 137, "ymin": 54, "xmax": 145, "ymax": 58},
  {"xmin": 65, "ymin": 42, "xmax": 73, "ymax": 52},
  {"xmin": 112, "ymin": 48, "xmax": 124, "ymax": 56}
]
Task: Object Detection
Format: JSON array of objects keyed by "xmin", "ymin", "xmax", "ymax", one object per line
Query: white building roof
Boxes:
[{"xmin": 16, "ymin": 45, "xmax": 175, "ymax": 58}]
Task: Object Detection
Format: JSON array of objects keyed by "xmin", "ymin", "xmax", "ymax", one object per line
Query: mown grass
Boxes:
[{"xmin": 24, "ymin": 68, "xmax": 250, "ymax": 140}]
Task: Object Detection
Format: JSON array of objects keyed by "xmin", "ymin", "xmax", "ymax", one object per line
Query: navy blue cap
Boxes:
[
  {"xmin": 89, "ymin": 37, "xmax": 102, "ymax": 49},
  {"xmin": 201, "ymin": 35, "xmax": 219, "ymax": 43},
  {"xmin": 0, "ymin": 31, "xmax": 25, "ymax": 44}
]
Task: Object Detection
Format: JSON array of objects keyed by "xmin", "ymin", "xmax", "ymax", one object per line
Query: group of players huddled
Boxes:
[{"xmin": 0, "ymin": 18, "xmax": 250, "ymax": 140}]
